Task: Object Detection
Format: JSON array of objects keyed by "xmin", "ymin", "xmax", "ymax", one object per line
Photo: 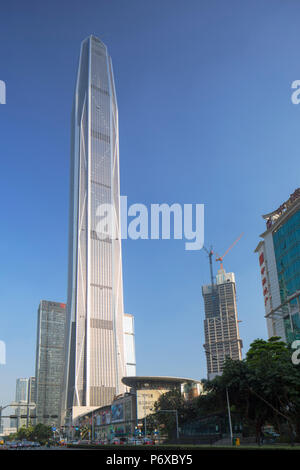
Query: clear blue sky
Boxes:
[{"xmin": 1, "ymin": 0, "xmax": 300, "ymax": 405}]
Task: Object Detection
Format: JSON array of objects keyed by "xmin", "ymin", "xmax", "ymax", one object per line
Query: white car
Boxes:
[{"xmin": 111, "ymin": 438, "xmax": 121, "ymax": 445}]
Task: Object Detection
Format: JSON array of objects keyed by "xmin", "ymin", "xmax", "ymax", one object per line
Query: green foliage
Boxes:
[
  {"xmin": 200, "ymin": 337, "xmax": 300, "ymax": 443},
  {"xmin": 148, "ymin": 389, "xmax": 198, "ymax": 439},
  {"xmin": 7, "ymin": 423, "xmax": 53, "ymax": 444},
  {"xmin": 33, "ymin": 423, "xmax": 53, "ymax": 443},
  {"xmin": 148, "ymin": 338, "xmax": 300, "ymax": 444}
]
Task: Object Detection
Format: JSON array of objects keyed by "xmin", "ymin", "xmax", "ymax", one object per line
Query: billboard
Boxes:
[
  {"xmin": 181, "ymin": 382, "xmax": 202, "ymax": 400},
  {"xmin": 99, "ymin": 410, "xmax": 111, "ymax": 425},
  {"xmin": 111, "ymin": 403, "xmax": 124, "ymax": 423},
  {"xmin": 137, "ymin": 389, "xmax": 170, "ymax": 420}
]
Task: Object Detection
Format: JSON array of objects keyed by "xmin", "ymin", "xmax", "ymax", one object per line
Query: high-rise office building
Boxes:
[
  {"xmin": 123, "ymin": 314, "xmax": 136, "ymax": 377},
  {"xmin": 63, "ymin": 36, "xmax": 134, "ymax": 422},
  {"xmin": 11, "ymin": 377, "xmax": 36, "ymax": 429},
  {"xmin": 11, "ymin": 378, "xmax": 29, "ymax": 429},
  {"xmin": 27, "ymin": 376, "xmax": 36, "ymax": 425},
  {"xmin": 28, "ymin": 376, "xmax": 36, "ymax": 405},
  {"xmin": 202, "ymin": 268, "xmax": 243, "ymax": 380},
  {"xmin": 35, "ymin": 301, "xmax": 66, "ymax": 426},
  {"xmin": 15, "ymin": 378, "xmax": 29, "ymax": 402},
  {"xmin": 255, "ymin": 188, "xmax": 300, "ymax": 344}
]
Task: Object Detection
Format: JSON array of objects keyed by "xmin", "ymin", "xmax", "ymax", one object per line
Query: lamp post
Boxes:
[
  {"xmin": 203, "ymin": 346, "xmax": 234, "ymax": 444},
  {"xmin": 91, "ymin": 410, "xmax": 95, "ymax": 441},
  {"xmin": 143, "ymin": 395, "xmax": 147, "ymax": 438},
  {"xmin": 225, "ymin": 387, "xmax": 233, "ymax": 443}
]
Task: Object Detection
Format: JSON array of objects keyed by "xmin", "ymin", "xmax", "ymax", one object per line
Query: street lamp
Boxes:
[
  {"xmin": 143, "ymin": 394, "xmax": 147, "ymax": 437},
  {"xmin": 91, "ymin": 410, "xmax": 96, "ymax": 441},
  {"xmin": 203, "ymin": 346, "xmax": 234, "ymax": 444},
  {"xmin": 225, "ymin": 387, "xmax": 233, "ymax": 442}
]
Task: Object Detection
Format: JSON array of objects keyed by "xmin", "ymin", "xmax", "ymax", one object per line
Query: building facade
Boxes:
[
  {"xmin": 123, "ymin": 314, "xmax": 136, "ymax": 377},
  {"xmin": 28, "ymin": 377, "xmax": 36, "ymax": 405},
  {"xmin": 15, "ymin": 378, "xmax": 28, "ymax": 403},
  {"xmin": 255, "ymin": 188, "xmax": 300, "ymax": 344},
  {"xmin": 27, "ymin": 376, "xmax": 36, "ymax": 426},
  {"xmin": 73, "ymin": 377, "xmax": 202, "ymax": 441},
  {"xmin": 122, "ymin": 376, "xmax": 203, "ymax": 421},
  {"xmin": 202, "ymin": 269, "xmax": 243, "ymax": 380},
  {"xmin": 35, "ymin": 300, "xmax": 66, "ymax": 427},
  {"xmin": 63, "ymin": 35, "xmax": 132, "ymax": 423},
  {"xmin": 11, "ymin": 378, "xmax": 29, "ymax": 429},
  {"xmin": 74, "ymin": 392, "xmax": 136, "ymax": 441}
]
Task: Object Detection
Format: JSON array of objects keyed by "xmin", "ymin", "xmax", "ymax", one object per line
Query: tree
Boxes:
[
  {"xmin": 202, "ymin": 337, "xmax": 300, "ymax": 444},
  {"xmin": 6, "ymin": 423, "xmax": 53, "ymax": 444},
  {"xmin": 33, "ymin": 423, "xmax": 53, "ymax": 443},
  {"xmin": 151, "ymin": 389, "xmax": 197, "ymax": 439}
]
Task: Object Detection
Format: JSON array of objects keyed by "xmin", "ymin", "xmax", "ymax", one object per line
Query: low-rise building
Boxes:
[{"xmin": 73, "ymin": 376, "xmax": 203, "ymax": 441}]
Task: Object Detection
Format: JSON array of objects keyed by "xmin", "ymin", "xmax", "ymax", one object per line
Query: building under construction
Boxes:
[{"xmin": 202, "ymin": 242, "xmax": 243, "ymax": 380}]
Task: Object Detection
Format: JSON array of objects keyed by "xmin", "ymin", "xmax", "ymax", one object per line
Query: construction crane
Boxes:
[
  {"xmin": 215, "ymin": 233, "xmax": 244, "ymax": 270},
  {"xmin": 203, "ymin": 245, "xmax": 219, "ymax": 315},
  {"xmin": 203, "ymin": 245, "xmax": 214, "ymax": 288}
]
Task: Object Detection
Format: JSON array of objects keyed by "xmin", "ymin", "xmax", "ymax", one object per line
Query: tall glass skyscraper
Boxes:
[
  {"xmin": 11, "ymin": 378, "xmax": 29, "ymax": 429},
  {"xmin": 63, "ymin": 36, "xmax": 129, "ymax": 422},
  {"xmin": 35, "ymin": 301, "xmax": 66, "ymax": 427},
  {"xmin": 255, "ymin": 188, "xmax": 300, "ymax": 344}
]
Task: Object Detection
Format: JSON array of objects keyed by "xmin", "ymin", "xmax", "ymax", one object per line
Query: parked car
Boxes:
[
  {"xmin": 21, "ymin": 440, "xmax": 33, "ymax": 448},
  {"xmin": 143, "ymin": 438, "xmax": 154, "ymax": 445},
  {"xmin": 31, "ymin": 442, "xmax": 41, "ymax": 448},
  {"xmin": 8, "ymin": 441, "xmax": 19, "ymax": 449},
  {"xmin": 127, "ymin": 438, "xmax": 143, "ymax": 445},
  {"xmin": 111, "ymin": 437, "xmax": 121, "ymax": 445},
  {"xmin": 262, "ymin": 431, "xmax": 280, "ymax": 443},
  {"xmin": 78, "ymin": 439, "xmax": 91, "ymax": 445}
]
